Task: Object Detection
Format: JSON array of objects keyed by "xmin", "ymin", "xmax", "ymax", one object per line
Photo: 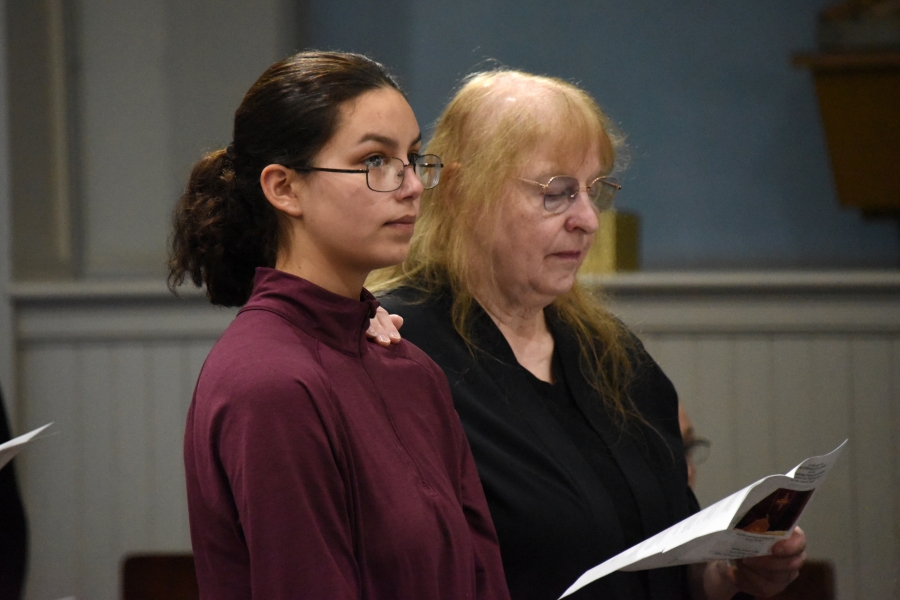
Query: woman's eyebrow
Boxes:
[{"xmin": 356, "ymin": 132, "xmax": 423, "ymax": 148}]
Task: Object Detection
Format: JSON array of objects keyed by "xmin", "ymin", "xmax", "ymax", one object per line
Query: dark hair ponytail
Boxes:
[
  {"xmin": 168, "ymin": 51, "xmax": 401, "ymax": 306},
  {"xmin": 169, "ymin": 148, "xmax": 279, "ymax": 306}
]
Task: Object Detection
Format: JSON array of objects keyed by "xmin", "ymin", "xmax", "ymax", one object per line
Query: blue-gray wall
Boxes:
[{"xmin": 306, "ymin": 0, "xmax": 899, "ymax": 270}]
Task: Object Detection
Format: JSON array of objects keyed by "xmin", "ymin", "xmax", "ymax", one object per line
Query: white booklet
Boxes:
[
  {"xmin": 0, "ymin": 423, "xmax": 53, "ymax": 470},
  {"xmin": 561, "ymin": 440, "xmax": 847, "ymax": 598}
]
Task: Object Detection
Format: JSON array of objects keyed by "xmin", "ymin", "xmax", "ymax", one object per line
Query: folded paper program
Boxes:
[
  {"xmin": 0, "ymin": 423, "xmax": 53, "ymax": 471},
  {"xmin": 560, "ymin": 440, "xmax": 847, "ymax": 599}
]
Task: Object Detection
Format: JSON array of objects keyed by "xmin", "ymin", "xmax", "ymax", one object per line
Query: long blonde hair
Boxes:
[{"xmin": 370, "ymin": 69, "xmax": 640, "ymax": 424}]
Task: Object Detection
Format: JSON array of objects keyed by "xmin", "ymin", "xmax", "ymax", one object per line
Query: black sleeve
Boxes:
[{"xmin": 0, "ymin": 387, "xmax": 28, "ymax": 600}]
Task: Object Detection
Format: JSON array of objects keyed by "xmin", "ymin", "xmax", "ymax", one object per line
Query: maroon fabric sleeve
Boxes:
[
  {"xmin": 189, "ymin": 373, "xmax": 357, "ymax": 599},
  {"xmin": 458, "ymin": 422, "xmax": 511, "ymax": 600}
]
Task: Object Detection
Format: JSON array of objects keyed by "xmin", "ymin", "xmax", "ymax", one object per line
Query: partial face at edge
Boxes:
[{"xmin": 679, "ymin": 403, "xmax": 697, "ymax": 489}]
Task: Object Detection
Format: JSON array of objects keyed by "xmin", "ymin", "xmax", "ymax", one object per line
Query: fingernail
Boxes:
[
  {"xmin": 378, "ymin": 335, "xmax": 389, "ymax": 343},
  {"xmin": 389, "ymin": 332, "xmax": 400, "ymax": 340}
]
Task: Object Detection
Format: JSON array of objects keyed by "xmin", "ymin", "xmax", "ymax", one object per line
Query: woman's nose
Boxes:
[
  {"xmin": 399, "ymin": 162, "xmax": 424, "ymax": 197},
  {"xmin": 566, "ymin": 190, "xmax": 600, "ymax": 233}
]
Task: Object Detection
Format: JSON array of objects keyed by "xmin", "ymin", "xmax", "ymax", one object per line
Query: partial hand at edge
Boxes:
[
  {"xmin": 365, "ymin": 307, "xmax": 404, "ymax": 346},
  {"xmin": 693, "ymin": 527, "xmax": 807, "ymax": 600}
]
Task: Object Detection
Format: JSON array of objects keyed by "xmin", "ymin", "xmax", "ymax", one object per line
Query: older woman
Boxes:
[{"xmin": 374, "ymin": 70, "xmax": 805, "ymax": 600}]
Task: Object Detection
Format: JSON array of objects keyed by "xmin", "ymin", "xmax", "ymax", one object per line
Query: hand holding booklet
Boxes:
[
  {"xmin": 560, "ymin": 440, "xmax": 847, "ymax": 598},
  {"xmin": 0, "ymin": 423, "xmax": 53, "ymax": 471}
]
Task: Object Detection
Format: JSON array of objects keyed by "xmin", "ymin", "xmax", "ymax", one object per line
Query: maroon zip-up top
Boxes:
[{"xmin": 185, "ymin": 268, "xmax": 509, "ymax": 600}]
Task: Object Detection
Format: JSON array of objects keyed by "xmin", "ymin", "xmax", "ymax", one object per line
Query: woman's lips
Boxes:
[
  {"xmin": 385, "ymin": 216, "xmax": 417, "ymax": 230},
  {"xmin": 550, "ymin": 250, "xmax": 583, "ymax": 260}
]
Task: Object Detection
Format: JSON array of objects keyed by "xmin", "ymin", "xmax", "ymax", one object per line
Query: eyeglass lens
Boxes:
[
  {"xmin": 367, "ymin": 155, "xmax": 442, "ymax": 192},
  {"xmin": 542, "ymin": 176, "xmax": 619, "ymax": 214},
  {"xmin": 684, "ymin": 438, "xmax": 711, "ymax": 466}
]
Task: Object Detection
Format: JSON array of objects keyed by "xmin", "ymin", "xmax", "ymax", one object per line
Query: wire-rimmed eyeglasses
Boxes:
[
  {"xmin": 293, "ymin": 154, "xmax": 443, "ymax": 192},
  {"xmin": 684, "ymin": 437, "xmax": 711, "ymax": 466},
  {"xmin": 519, "ymin": 175, "xmax": 621, "ymax": 214}
]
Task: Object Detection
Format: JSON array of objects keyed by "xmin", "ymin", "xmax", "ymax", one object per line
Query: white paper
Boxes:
[
  {"xmin": 0, "ymin": 423, "xmax": 53, "ymax": 470},
  {"xmin": 560, "ymin": 440, "xmax": 846, "ymax": 598}
]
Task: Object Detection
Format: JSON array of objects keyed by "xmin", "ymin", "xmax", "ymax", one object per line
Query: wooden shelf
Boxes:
[{"xmin": 793, "ymin": 51, "xmax": 900, "ymax": 217}]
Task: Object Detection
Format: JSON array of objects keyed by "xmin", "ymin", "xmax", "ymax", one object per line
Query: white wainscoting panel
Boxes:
[
  {"xmin": 596, "ymin": 271, "xmax": 900, "ymax": 600},
  {"xmin": 13, "ymin": 282, "xmax": 233, "ymax": 600},
  {"xmin": 10, "ymin": 272, "xmax": 900, "ymax": 600}
]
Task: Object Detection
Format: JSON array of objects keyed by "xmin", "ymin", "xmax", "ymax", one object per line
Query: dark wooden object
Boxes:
[
  {"xmin": 121, "ymin": 554, "xmax": 199, "ymax": 600},
  {"xmin": 793, "ymin": 52, "xmax": 900, "ymax": 218}
]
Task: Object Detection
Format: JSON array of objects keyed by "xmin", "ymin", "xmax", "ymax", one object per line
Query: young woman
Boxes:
[{"xmin": 169, "ymin": 51, "xmax": 509, "ymax": 600}]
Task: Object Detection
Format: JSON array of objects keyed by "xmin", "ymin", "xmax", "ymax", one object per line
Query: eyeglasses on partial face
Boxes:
[
  {"xmin": 293, "ymin": 154, "xmax": 443, "ymax": 192},
  {"xmin": 519, "ymin": 175, "xmax": 621, "ymax": 214},
  {"xmin": 684, "ymin": 437, "xmax": 711, "ymax": 466}
]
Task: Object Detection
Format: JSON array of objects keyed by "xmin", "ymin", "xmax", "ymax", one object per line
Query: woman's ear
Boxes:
[{"xmin": 260, "ymin": 164, "xmax": 304, "ymax": 217}]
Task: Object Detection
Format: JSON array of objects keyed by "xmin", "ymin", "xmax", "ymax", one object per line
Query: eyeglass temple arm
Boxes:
[{"xmin": 293, "ymin": 166, "xmax": 368, "ymax": 174}]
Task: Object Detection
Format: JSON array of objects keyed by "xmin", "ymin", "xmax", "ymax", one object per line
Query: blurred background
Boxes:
[{"xmin": 0, "ymin": 1, "xmax": 897, "ymax": 598}]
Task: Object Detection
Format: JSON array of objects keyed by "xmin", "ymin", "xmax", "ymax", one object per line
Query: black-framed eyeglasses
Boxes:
[
  {"xmin": 519, "ymin": 175, "xmax": 621, "ymax": 214},
  {"xmin": 293, "ymin": 154, "xmax": 443, "ymax": 192},
  {"xmin": 684, "ymin": 437, "xmax": 711, "ymax": 466}
]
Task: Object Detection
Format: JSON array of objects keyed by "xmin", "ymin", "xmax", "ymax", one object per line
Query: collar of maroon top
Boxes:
[{"xmin": 239, "ymin": 267, "xmax": 380, "ymax": 355}]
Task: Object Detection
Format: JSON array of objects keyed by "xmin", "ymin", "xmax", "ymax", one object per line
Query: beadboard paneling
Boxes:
[
  {"xmin": 11, "ymin": 284, "xmax": 228, "ymax": 600},
  {"xmin": 634, "ymin": 331, "xmax": 898, "ymax": 600}
]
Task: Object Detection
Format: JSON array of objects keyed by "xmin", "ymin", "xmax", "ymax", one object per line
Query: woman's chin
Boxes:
[
  {"xmin": 367, "ymin": 247, "xmax": 411, "ymax": 272},
  {"xmin": 541, "ymin": 275, "xmax": 578, "ymax": 299}
]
